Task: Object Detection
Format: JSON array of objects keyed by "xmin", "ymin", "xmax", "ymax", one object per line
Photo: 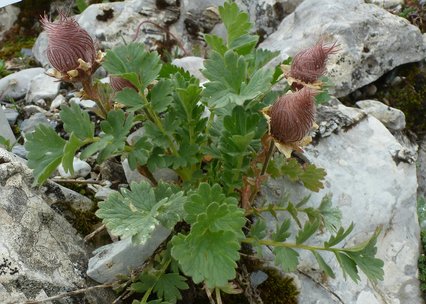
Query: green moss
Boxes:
[
  {"xmin": 256, "ymin": 267, "xmax": 299, "ymax": 304},
  {"xmin": 0, "ymin": 36, "xmax": 36, "ymax": 60},
  {"xmin": 375, "ymin": 63, "xmax": 426, "ymax": 135}
]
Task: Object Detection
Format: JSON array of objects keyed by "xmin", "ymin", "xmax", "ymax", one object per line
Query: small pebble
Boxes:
[
  {"xmin": 57, "ymin": 157, "xmax": 92, "ymax": 178},
  {"xmin": 50, "ymin": 94, "xmax": 66, "ymax": 110}
]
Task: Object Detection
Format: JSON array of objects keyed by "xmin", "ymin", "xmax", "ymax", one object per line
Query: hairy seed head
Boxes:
[
  {"xmin": 40, "ymin": 13, "xmax": 97, "ymax": 74},
  {"xmin": 269, "ymin": 87, "xmax": 316, "ymax": 143},
  {"xmin": 289, "ymin": 40, "xmax": 338, "ymax": 85}
]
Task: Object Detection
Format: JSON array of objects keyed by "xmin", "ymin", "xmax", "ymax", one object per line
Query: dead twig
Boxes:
[
  {"xmin": 25, "ymin": 283, "xmax": 113, "ymax": 304},
  {"xmin": 51, "ymin": 178, "xmax": 106, "ymax": 185},
  {"xmin": 84, "ymin": 224, "xmax": 106, "ymax": 242},
  {"xmin": 133, "ymin": 20, "xmax": 189, "ymax": 56}
]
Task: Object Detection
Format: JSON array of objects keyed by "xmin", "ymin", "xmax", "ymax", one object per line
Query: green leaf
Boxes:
[
  {"xmin": 62, "ymin": 133, "xmax": 83, "ymax": 175},
  {"xmin": 335, "ymin": 252, "xmax": 360, "ymax": 283},
  {"xmin": 203, "ymin": 50, "xmax": 246, "ymax": 93},
  {"xmin": 80, "ymin": 135, "xmax": 113, "ymax": 159},
  {"xmin": 171, "ymin": 230, "xmax": 241, "ymax": 288},
  {"xmin": 273, "ymin": 247, "xmax": 299, "ymax": 272},
  {"xmin": 25, "ymin": 124, "xmax": 65, "ymax": 185},
  {"xmin": 204, "ymin": 34, "xmax": 227, "ymax": 55},
  {"xmin": 253, "ymin": 48, "xmax": 280, "ymax": 72},
  {"xmin": 325, "ymin": 223, "xmax": 354, "ymax": 248},
  {"xmin": 153, "ymin": 273, "xmax": 189, "ymax": 303},
  {"xmin": 345, "ymin": 229, "xmax": 384, "ymax": 283},
  {"xmin": 249, "ymin": 219, "xmax": 267, "ymax": 240},
  {"xmin": 219, "ymin": 1, "xmax": 251, "ymax": 46},
  {"xmin": 96, "ymin": 181, "xmax": 185, "ymax": 243},
  {"xmin": 149, "ymin": 79, "xmax": 174, "ymax": 113},
  {"xmin": 95, "ymin": 109, "xmax": 134, "ymax": 162},
  {"xmin": 312, "ymin": 251, "xmax": 335, "ymax": 279},
  {"xmin": 184, "ymin": 183, "xmax": 229, "ymax": 224},
  {"xmin": 115, "ymin": 88, "xmax": 144, "ymax": 111},
  {"xmin": 127, "ymin": 137, "xmax": 152, "ymax": 170},
  {"xmin": 272, "ymin": 218, "xmax": 291, "ymax": 242},
  {"xmin": 300, "ymin": 164, "xmax": 326, "ymax": 192},
  {"xmin": 317, "ymin": 195, "xmax": 342, "ymax": 232},
  {"xmin": 159, "ymin": 63, "xmax": 192, "ymax": 80},
  {"xmin": 296, "ymin": 219, "xmax": 320, "ymax": 244},
  {"xmin": 239, "ymin": 67, "xmax": 273, "ymax": 102},
  {"xmin": 76, "ymin": 0, "xmax": 88, "ymax": 13},
  {"xmin": 281, "ymin": 158, "xmax": 303, "ymax": 182},
  {"xmin": 287, "ymin": 202, "xmax": 302, "ymax": 228},
  {"xmin": 60, "ymin": 102, "xmax": 94, "ymax": 140},
  {"xmin": 0, "ymin": 135, "xmax": 11, "ymax": 150},
  {"xmin": 103, "ymin": 43, "xmax": 162, "ymax": 90}
]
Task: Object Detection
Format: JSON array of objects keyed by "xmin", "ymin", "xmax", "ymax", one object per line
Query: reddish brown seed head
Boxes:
[
  {"xmin": 110, "ymin": 76, "xmax": 138, "ymax": 92},
  {"xmin": 269, "ymin": 87, "xmax": 316, "ymax": 143},
  {"xmin": 40, "ymin": 13, "xmax": 97, "ymax": 74},
  {"xmin": 289, "ymin": 40, "xmax": 338, "ymax": 85}
]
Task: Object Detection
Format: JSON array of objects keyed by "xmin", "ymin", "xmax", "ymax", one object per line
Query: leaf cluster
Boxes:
[{"xmin": 23, "ymin": 1, "xmax": 384, "ymax": 302}]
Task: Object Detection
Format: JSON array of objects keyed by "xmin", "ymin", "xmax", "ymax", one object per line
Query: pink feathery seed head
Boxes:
[
  {"xmin": 40, "ymin": 13, "xmax": 97, "ymax": 74},
  {"xmin": 269, "ymin": 87, "xmax": 317, "ymax": 143},
  {"xmin": 110, "ymin": 76, "xmax": 138, "ymax": 92},
  {"xmin": 289, "ymin": 40, "xmax": 339, "ymax": 85}
]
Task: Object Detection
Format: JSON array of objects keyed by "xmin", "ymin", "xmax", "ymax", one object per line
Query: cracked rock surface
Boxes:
[
  {"xmin": 264, "ymin": 103, "xmax": 420, "ymax": 304},
  {"xmin": 0, "ymin": 149, "xmax": 113, "ymax": 304}
]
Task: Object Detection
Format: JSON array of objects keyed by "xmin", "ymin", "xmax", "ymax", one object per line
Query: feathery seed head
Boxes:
[
  {"xmin": 40, "ymin": 13, "xmax": 99, "ymax": 81},
  {"xmin": 269, "ymin": 87, "xmax": 316, "ymax": 144},
  {"xmin": 288, "ymin": 40, "xmax": 338, "ymax": 88}
]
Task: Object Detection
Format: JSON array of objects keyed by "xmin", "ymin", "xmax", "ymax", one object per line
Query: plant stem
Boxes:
[
  {"xmin": 140, "ymin": 93, "xmax": 179, "ymax": 156},
  {"xmin": 242, "ymin": 237, "xmax": 340, "ymax": 253},
  {"xmin": 215, "ymin": 288, "xmax": 223, "ymax": 304},
  {"xmin": 261, "ymin": 139, "xmax": 275, "ymax": 176}
]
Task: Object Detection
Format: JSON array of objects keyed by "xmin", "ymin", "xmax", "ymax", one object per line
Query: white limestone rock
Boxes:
[
  {"xmin": 0, "ymin": 107, "xmax": 16, "ymax": 146},
  {"xmin": 25, "ymin": 72, "xmax": 60, "ymax": 104},
  {"xmin": 259, "ymin": 0, "xmax": 426, "ymax": 97},
  {"xmin": 0, "ymin": 148, "xmax": 113, "ymax": 303},
  {"xmin": 356, "ymin": 99, "xmax": 406, "ymax": 131},
  {"xmin": 172, "ymin": 56, "xmax": 206, "ymax": 82},
  {"xmin": 57, "ymin": 157, "xmax": 92, "ymax": 179},
  {"xmin": 0, "ymin": 5, "xmax": 19, "ymax": 42},
  {"xmin": 0, "ymin": 68, "xmax": 44, "ymax": 101},
  {"xmin": 87, "ymin": 225, "xmax": 171, "ymax": 283},
  {"xmin": 262, "ymin": 104, "xmax": 421, "ymax": 303}
]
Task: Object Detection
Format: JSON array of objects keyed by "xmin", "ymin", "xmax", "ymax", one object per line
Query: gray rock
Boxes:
[
  {"xmin": 87, "ymin": 225, "xmax": 171, "ymax": 283},
  {"xmin": 122, "ymin": 159, "xmax": 151, "ymax": 185},
  {"xmin": 262, "ymin": 103, "xmax": 421, "ymax": 303},
  {"xmin": 356, "ymin": 99, "xmax": 406, "ymax": 131},
  {"xmin": 0, "ymin": 107, "xmax": 15, "ymax": 146},
  {"xmin": 11, "ymin": 144, "xmax": 27, "ymax": 159},
  {"xmin": 22, "ymin": 104, "xmax": 47, "ymax": 116},
  {"xmin": 3, "ymin": 108, "xmax": 19, "ymax": 125},
  {"xmin": 417, "ymin": 137, "xmax": 426, "ymax": 199},
  {"xmin": 0, "ymin": 148, "xmax": 114, "ymax": 303},
  {"xmin": 172, "ymin": 56, "xmax": 206, "ymax": 82},
  {"xmin": 152, "ymin": 168, "xmax": 179, "ymax": 183},
  {"xmin": 0, "ymin": 68, "xmax": 44, "ymax": 101},
  {"xmin": 94, "ymin": 186, "xmax": 117, "ymax": 201},
  {"xmin": 366, "ymin": 0, "xmax": 404, "ymax": 9},
  {"xmin": 57, "ymin": 157, "xmax": 92, "ymax": 179},
  {"xmin": 259, "ymin": 0, "xmax": 426, "ymax": 97},
  {"xmin": 235, "ymin": 0, "xmax": 303, "ymax": 39},
  {"xmin": 50, "ymin": 94, "xmax": 66, "ymax": 110},
  {"xmin": 0, "ymin": 5, "xmax": 19, "ymax": 42},
  {"xmin": 20, "ymin": 112, "xmax": 50, "ymax": 135},
  {"xmin": 25, "ymin": 72, "xmax": 60, "ymax": 104}
]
